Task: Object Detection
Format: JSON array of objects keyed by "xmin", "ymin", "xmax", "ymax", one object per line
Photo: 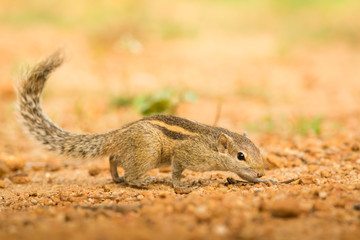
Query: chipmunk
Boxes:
[{"xmin": 16, "ymin": 50, "xmax": 278, "ymax": 188}]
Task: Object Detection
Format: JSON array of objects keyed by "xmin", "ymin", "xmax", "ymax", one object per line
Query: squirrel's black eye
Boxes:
[{"xmin": 237, "ymin": 152, "xmax": 246, "ymax": 161}]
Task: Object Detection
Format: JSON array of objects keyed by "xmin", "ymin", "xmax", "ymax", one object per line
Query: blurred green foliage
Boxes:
[
  {"xmin": 0, "ymin": 0, "xmax": 197, "ymax": 42},
  {"xmin": 244, "ymin": 114, "xmax": 327, "ymax": 136},
  {"xmin": 1, "ymin": 0, "xmax": 359, "ymax": 51},
  {"xmin": 112, "ymin": 90, "xmax": 197, "ymax": 116},
  {"xmin": 294, "ymin": 116, "xmax": 324, "ymax": 136}
]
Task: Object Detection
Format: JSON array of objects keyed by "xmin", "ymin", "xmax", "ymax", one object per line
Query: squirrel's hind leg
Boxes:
[
  {"xmin": 112, "ymin": 126, "xmax": 162, "ymax": 187},
  {"xmin": 120, "ymin": 149, "xmax": 160, "ymax": 187},
  {"xmin": 109, "ymin": 154, "xmax": 153, "ymax": 186},
  {"xmin": 109, "ymin": 155, "xmax": 124, "ymax": 183},
  {"xmin": 122, "ymin": 161, "xmax": 157, "ymax": 187}
]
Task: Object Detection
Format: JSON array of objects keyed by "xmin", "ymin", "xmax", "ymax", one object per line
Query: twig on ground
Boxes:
[
  {"xmin": 226, "ymin": 177, "xmax": 300, "ymax": 186},
  {"xmin": 279, "ymin": 177, "xmax": 300, "ymax": 184}
]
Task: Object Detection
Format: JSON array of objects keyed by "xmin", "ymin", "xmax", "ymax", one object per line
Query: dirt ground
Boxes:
[{"xmin": 1, "ymin": 1, "xmax": 360, "ymax": 239}]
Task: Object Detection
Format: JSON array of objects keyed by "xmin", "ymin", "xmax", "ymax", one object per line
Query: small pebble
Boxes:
[
  {"xmin": 10, "ymin": 174, "xmax": 30, "ymax": 184},
  {"xmin": 213, "ymin": 224, "xmax": 228, "ymax": 236},
  {"xmin": 88, "ymin": 166, "xmax": 101, "ymax": 176},
  {"xmin": 102, "ymin": 185, "xmax": 111, "ymax": 192},
  {"xmin": 351, "ymin": 144, "xmax": 359, "ymax": 152},
  {"xmin": 318, "ymin": 191, "xmax": 327, "ymax": 199},
  {"xmin": 0, "ymin": 161, "xmax": 10, "ymax": 177},
  {"xmin": 269, "ymin": 198, "xmax": 302, "ymax": 218},
  {"xmin": 264, "ymin": 154, "xmax": 286, "ymax": 169},
  {"xmin": 1, "ymin": 154, "xmax": 25, "ymax": 171},
  {"xmin": 174, "ymin": 187, "xmax": 192, "ymax": 194},
  {"xmin": 159, "ymin": 192, "xmax": 168, "ymax": 198},
  {"xmin": 29, "ymin": 192, "xmax": 38, "ymax": 197},
  {"xmin": 194, "ymin": 205, "xmax": 210, "ymax": 220},
  {"xmin": 353, "ymin": 204, "xmax": 360, "ymax": 211},
  {"xmin": 46, "ymin": 162, "xmax": 62, "ymax": 172}
]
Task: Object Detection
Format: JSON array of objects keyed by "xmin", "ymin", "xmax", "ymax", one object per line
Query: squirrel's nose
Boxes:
[{"xmin": 257, "ymin": 172, "xmax": 264, "ymax": 178}]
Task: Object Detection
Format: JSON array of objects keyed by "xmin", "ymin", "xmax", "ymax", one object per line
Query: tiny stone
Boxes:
[
  {"xmin": 88, "ymin": 166, "xmax": 101, "ymax": 176},
  {"xmin": 334, "ymin": 200, "xmax": 346, "ymax": 208},
  {"xmin": 2, "ymin": 154, "xmax": 25, "ymax": 171},
  {"xmin": 264, "ymin": 154, "xmax": 286, "ymax": 169},
  {"xmin": 320, "ymin": 170, "xmax": 331, "ymax": 178},
  {"xmin": 269, "ymin": 198, "xmax": 302, "ymax": 218},
  {"xmin": 32, "ymin": 165, "xmax": 44, "ymax": 171},
  {"xmin": 351, "ymin": 144, "xmax": 359, "ymax": 152},
  {"xmin": 194, "ymin": 205, "xmax": 210, "ymax": 220},
  {"xmin": 159, "ymin": 192, "xmax": 168, "ymax": 198},
  {"xmin": 10, "ymin": 174, "xmax": 30, "ymax": 184},
  {"xmin": 102, "ymin": 185, "xmax": 111, "ymax": 192},
  {"xmin": 319, "ymin": 192, "xmax": 327, "ymax": 199},
  {"xmin": 0, "ymin": 161, "xmax": 10, "ymax": 178},
  {"xmin": 301, "ymin": 175, "xmax": 316, "ymax": 184},
  {"xmin": 213, "ymin": 224, "xmax": 228, "ymax": 236},
  {"xmin": 353, "ymin": 204, "xmax": 360, "ymax": 211},
  {"xmin": 29, "ymin": 192, "xmax": 38, "ymax": 197},
  {"xmin": 174, "ymin": 187, "xmax": 192, "ymax": 194},
  {"xmin": 46, "ymin": 162, "xmax": 62, "ymax": 172}
]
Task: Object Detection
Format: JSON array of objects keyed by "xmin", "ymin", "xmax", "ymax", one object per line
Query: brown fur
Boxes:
[{"xmin": 16, "ymin": 50, "xmax": 277, "ymax": 188}]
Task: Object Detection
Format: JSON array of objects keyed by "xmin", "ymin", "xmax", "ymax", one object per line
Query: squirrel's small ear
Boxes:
[
  {"xmin": 218, "ymin": 133, "xmax": 232, "ymax": 153},
  {"xmin": 243, "ymin": 131, "xmax": 248, "ymax": 138}
]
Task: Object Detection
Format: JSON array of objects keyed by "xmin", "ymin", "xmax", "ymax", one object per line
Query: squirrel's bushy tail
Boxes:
[{"xmin": 17, "ymin": 50, "xmax": 116, "ymax": 158}]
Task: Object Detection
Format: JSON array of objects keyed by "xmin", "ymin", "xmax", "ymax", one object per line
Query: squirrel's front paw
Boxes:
[{"xmin": 259, "ymin": 178, "xmax": 278, "ymax": 185}]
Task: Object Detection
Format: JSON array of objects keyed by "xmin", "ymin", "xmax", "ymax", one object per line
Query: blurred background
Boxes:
[
  {"xmin": 1, "ymin": 0, "xmax": 360, "ymax": 147},
  {"xmin": 1, "ymin": 3, "xmax": 360, "ymax": 239}
]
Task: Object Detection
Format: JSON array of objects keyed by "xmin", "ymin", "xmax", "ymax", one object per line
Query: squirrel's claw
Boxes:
[{"xmin": 252, "ymin": 178, "xmax": 279, "ymax": 186}]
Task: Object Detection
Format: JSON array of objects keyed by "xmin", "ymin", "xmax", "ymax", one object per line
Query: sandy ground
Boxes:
[{"xmin": 1, "ymin": 1, "xmax": 360, "ymax": 239}]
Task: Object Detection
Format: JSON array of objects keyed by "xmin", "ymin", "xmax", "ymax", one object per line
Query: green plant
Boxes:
[
  {"xmin": 111, "ymin": 95, "xmax": 134, "ymax": 107},
  {"xmin": 293, "ymin": 116, "xmax": 323, "ymax": 136},
  {"xmin": 112, "ymin": 90, "xmax": 197, "ymax": 116}
]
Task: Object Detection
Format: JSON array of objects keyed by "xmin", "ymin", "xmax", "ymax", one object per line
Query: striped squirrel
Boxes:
[{"xmin": 16, "ymin": 50, "xmax": 278, "ymax": 188}]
